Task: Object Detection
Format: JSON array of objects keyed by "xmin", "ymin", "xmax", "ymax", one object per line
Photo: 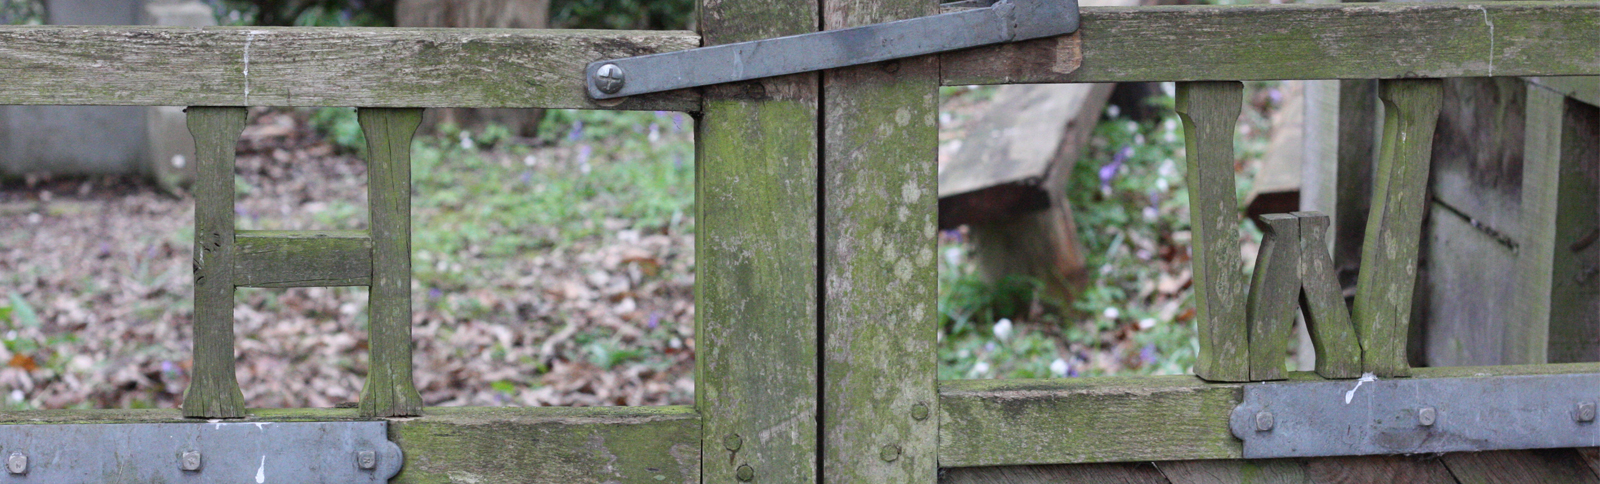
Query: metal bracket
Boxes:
[
  {"xmin": 584, "ymin": 0, "xmax": 1079, "ymax": 99},
  {"xmin": 0, "ymin": 421, "xmax": 401, "ymax": 482},
  {"xmin": 1231, "ymin": 373, "xmax": 1600, "ymax": 459}
]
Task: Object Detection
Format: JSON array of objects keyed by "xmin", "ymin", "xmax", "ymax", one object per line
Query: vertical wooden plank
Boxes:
[
  {"xmin": 1301, "ymin": 78, "xmax": 1378, "ymax": 289},
  {"xmin": 1353, "ymin": 79, "xmax": 1443, "ymax": 378},
  {"xmin": 358, "ymin": 107, "xmax": 424, "ymax": 418},
  {"xmin": 1176, "ymin": 81, "xmax": 1250, "ymax": 382},
  {"xmin": 1294, "ymin": 212, "xmax": 1362, "ymax": 379},
  {"xmin": 1520, "ymin": 87, "xmax": 1600, "ymax": 363},
  {"xmin": 695, "ymin": 0, "xmax": 820, "ymax": 481},
  {"xmin": 182, "ymin": 106, "xmax": 249, "ymax": 419},
  {"xmin": 820, "ymin": 0, "xmax": 938, "ymax": 481},
  {"xmin": 1248, "ymin": 214, "xmax": 1299, "ymax": 381}
]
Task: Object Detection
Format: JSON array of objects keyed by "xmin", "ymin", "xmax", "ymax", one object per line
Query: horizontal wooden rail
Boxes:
[
  {"xmin": 936, "ymin": 362, "xmax": 1600, "ymax": 467},
  {"xmin": 233, "ymin": 230, "xmax": 373, "ymax": 287},
  {"xmin": 1531, "ymin": 77, "xmax": 1600, "ymax": 107},
  {"xmin": 0, "ymin": 27, "xmax": 699, "ymax": 110},
  {"xmin": 0, "ymin": 406, "xmax": 700, "ymax": 483}
]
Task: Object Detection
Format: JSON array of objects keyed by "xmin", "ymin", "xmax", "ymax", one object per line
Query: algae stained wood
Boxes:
[
  {"xmin": 183, "ymin": 106, "xmax": 248, "ymax": 419},
  {"xmin": 1519, "ymin": 87, "xmax": 1600, "ymax": 363},
  {"xmin": 1247, "ymin": 213, "xmax": 1299, "ymax": 381},
  {"xmin": 694, "ymin": 0, "xmax": 820, "ymax": 480},
  {"xmin": 358, "ymin": 108, "xmax": 424, "ymax": 418},
  {"xmin": 1294, "ymin": 211, "xmax": 1361, "ymax": 379},
  {"xmin": 233, "ymin": 230, "xmax": 374, "ymax": 288},
  {"xmin": 1175, "ymin": 81, "xmax": 1249, "ymax": 382},
  {"xmin": 820, "ymin": 0, "xmax": 941, "ymax": 481}
]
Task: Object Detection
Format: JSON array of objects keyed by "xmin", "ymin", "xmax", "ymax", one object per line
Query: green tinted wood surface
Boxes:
[
  {"xmin": 1513, "ymin": 86, "xmax": 1566, "ymax": 365},
  {"xmin": 1521, "ymin": 89, "xmax": 1600, "ymax": 364},
  {"xmin": 233, "ymin": 230, "xmax": 373, "ymax": 287},
  {"xmin": 940, "ymin": 2, "xmax": 1600, "ymax": 85},
  {"xmin": 182, "ymin": 106, "xmax": 248, "ymax": 419},
  {"xmin": 1248, "ymin": 214, "xmax": 1299, "ymax": 381},
  {"xmin": 821, "ymin": 0, "xmax": 940, "ymax": 482},
  {"xmin": 0, "ymin": 26, "xmax": 698, "ymax": 109},
  {"xmin": 1353, "ymin": 79, "xmax": 1443, "ymax": 378},
  {"xmin": 1293, "ymin": 211, "xmax": 1362, "ymax": 379},
  {"xmin": 1176, "ymin": 81, "xmax": 1249, "ymax": 382},
  {"xmin": 695, "ymin": 0, "xmax": 820, "ymax": 481},
  {"xmin": 1531, "ymin": 77, "xmax": 1600, "ymax": 107},
  {"xmin": 359, "ymin": 108, "xmax": 424, "ymax": 418}
]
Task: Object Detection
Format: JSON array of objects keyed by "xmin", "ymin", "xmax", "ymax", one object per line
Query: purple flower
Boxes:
[
  {"xmin": 577, "ymin": 144, "xmax": 593, "ymax": 165},
  {"xmin": 647, "ymin": 312, "xmax": 661, "ymax": 329},
  {"xmin": 520, "ymin": 171, "xmax": 532, "ymax": 184},
  {"xmin": 1099, "ymin": 147, "xmax": 1132, "ymax": 191},
  {"xmin": 567, "ymin": 120, "xmax": 584, "ymax": 142},
  {"xmin": 1140, "ymin": 344, "xmax": 1158, "ymax": 365},
  {"xmin": 428, "ymin": 288, "xmax": 442, "ymax": 300}
]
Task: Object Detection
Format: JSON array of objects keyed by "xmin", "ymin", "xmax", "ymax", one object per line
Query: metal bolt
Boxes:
[
  {"xmin": 1579, "ymin": 402, "xmax": 1597, "ymax": 423},
  {"xmin": 736, "ymin": 464, "xmax": 755, "ymax": 482},
  {"xmin": 357, "ymin": 450, "xmax": 378, "ymax": 470},
  {"xmin": 911, "ymin": 403, "xmax": 930, "ymax": 421},
  {"xmin": 181, "ymin": 450, "xmax": 202, "ymax": 471},
  {"xmin": 1417, "ymin": 407, "xmax": 1437, "ymax": 427},
  {"xmin": 879, "ymin": 444, "xmax": 901, "ymax": 462},
  {"xmin": 594, "ymin": 64, "xmax": 626, "ymax": 94},
  {"xmin": 7, "ymin": 452, "xmax": 25, "ymax": 474},
  {"xmin": 1255, "ymin": 411, "xmax": 1275, "ymax": 432},
  {"xmin": 723, "ymin": 434, "xmax": 743, "ymax": 452}
]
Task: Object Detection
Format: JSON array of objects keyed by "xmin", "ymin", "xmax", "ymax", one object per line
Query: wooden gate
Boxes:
[{"xmin": 1, "ymin": 0, "xmax": 1598, "ymax": 482}]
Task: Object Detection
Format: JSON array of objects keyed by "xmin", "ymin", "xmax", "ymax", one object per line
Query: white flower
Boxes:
[
  {"xmin": 1138, "ymin": 318, "xmax": 1157, "ymax": 330},
  {"xmin": 970, "ymin": 361, "xmax": 991, "ymax": 377},
  {"xmin": 944, "ymin": 247, "xmax": 963, "ymax": 267},
  {"xmin": 1050, "ymin": 358, "xmax": 1069, "ymax": 377},
  {"xmin": 1103, "ymin": 307, "xmax": 1120, "ymax": 320},
  {"xmin": 993, "ymin": 318, "xmax": 1013, "ymax": 341}
]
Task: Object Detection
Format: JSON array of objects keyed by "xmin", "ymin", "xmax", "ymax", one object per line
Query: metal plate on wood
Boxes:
[
  {"xmin": 0, "ymin": 421, "xmax": 401, "ymax": 482},
  {"xmin": 1231, "ymin": 373, "xmax": 1600, "ymax": 458}
]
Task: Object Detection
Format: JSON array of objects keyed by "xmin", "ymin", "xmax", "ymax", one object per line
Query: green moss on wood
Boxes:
[{"xmin": 234, "ymin": 230, "xmax": 373, "ymax": 287}]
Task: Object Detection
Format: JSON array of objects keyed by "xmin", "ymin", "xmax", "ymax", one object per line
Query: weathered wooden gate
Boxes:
[{"xmin": 1, "ymin": 0, "xmax": 1598, "ymax": 481}]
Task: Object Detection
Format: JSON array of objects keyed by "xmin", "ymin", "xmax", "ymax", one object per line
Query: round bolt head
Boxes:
[
  {"xmin": 1255, "ymin": 411, "xmax": 1275, "ymax": 432},
  {"xmin": 181, "ymin": 451, "xmax": 202, "ymax": 471},
  {"xmin": 357, "ymin": 450, "xmax": 378, "ymax": 470},
  {"xmin": 879, "ymin": 444, "xmax": 901, "ymax": 463},
  {"xmin": 1579, "ymin": 402, "xmax": 1597, "ymax": 423},
  {"xmin": 736, "ymin": 464, "xmax": 755, "ymax": 482},
  {"xmin": 911, "ymin": 403, "xmax": 930, "ymax": 421},
  {"xmin": 723, "ymin": 434, "xmax": 743, "ymax": 452},
  {"xmin": 594, "ymin": 64, "xmax": 626, "ymax": 95},
  {"xmin": 7, "ymin": 452, "xmax": 25, "ymax": 474},
  {"xmin": 1417, "ymin": 406, "xmax": 1437, "ymax": 427}
]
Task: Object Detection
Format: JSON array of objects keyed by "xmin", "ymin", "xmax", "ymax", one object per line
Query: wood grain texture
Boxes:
[
  {"xmin": 694, "ymin": 0, "xmax": 819, "ymax": 481},
  {"xmin": 940, "ymin": 2, "xmax": 1600, "ymax": 84},
  {"xmin": 233, "ymin": 230, "xmax": 373, "ymax": 287},
  {"xmin": 1521, "ymin": 89, "xmax": 1600, "ymax": 364},
  {"xmin": 1532, "ymin": 77, "xmax": 1600, "ymax": 108},
  {"xmin": 1301, "ymin": 79, "xmax": 1377, "ymax": 298},
  {"xmin": 820, "ymin": 0, "xmax": 940, "ymax": 482},
  {"xmin": 358, "ymin": 108, "xmax": 424, "ymax": 418},
  {"xmin": 1294, "ymin": 212, "xmax": 1362, "ymax": 379},
  {"xmin": 1442, "ymin": 449, "xmax": 1600, "ymax": 484},
  {"xmin": 1176, "ymin": 81, "xmax": 1249, "ymax": 382},
  {"xmin": 182, "ymin": 106, "xmax": 248, "ymax": 419},
  {"xmin": 940, "ymin": 463, "xmax": 1170, "ymax": 484},
  {"xmin": 1249, "ymin": 214, "xmax": 1300, "ymax": 381},
  {"xmin": 1353, "ymin": 79, "xmax": 1443, "ymax": 378},
  {"xmin": 1159, "ymin": 459, "xmax": 1308, "ymax": 484},
  {"xmin": 1303, "ymin": 455, "xmax": 1459, "ymax": 484},
  {"xmin": 0, "ymin": 26, "xmax": 698, "ymax": 109}
]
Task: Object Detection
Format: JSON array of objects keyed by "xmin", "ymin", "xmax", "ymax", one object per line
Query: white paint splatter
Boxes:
[
  {"xmin": 1344, "ymin": 372, "xmax": 1378, "ymax": 404},
  {"xmin": 1470, "ymin": 5, "xmax": 1495, "ymax": 75},
  {"xmin": 253, "ymin": 422, "xmax": 269, "ymax": 430},
  {"xmin": 243, "ymin": 30, "xmax": 267, "ymax": 102},
  {"xmin": 255, "ymin": 455, "xmax": 266, "ymax": 483}
]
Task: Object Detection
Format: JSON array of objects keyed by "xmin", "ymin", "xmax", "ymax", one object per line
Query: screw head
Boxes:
[
  {"xmin": 723, "ymin": 434, "xmax": 743, "ymax": 452},
  {"xmin": 1417, "ymin": 407, "xmax": 1437, "ymax": 427},
  {"xmin": 594, "ymin": 64, "xmax": 626, "ymax": 94},
  {"xmin": 879, "ymin": 444, "xmax": 901, "ymax": 462},
  {"xmin": 1255, "ymin": 411, "xmax": 1275, "ymax": 432},
  {"xmin": 356, "ymin": 450, "xmax": 377, "ymax": 470},
  {"xmin": 911, "ymin": 403, "xmax": 930, "ymax": 421},
  {"xmin": 736, "ymin": 464, "xmax": 755, "ymax": 482},
  {"xmin": 181, "ymin": 451, "xmax": 202, "ymax": 471},
  {"xmin": 7, "ymin": 452, "xmax": 25, "ymax": 474},
  {"xmin": 1579, "ymin": 402, "xmax": 1597, "ymax": 423}
]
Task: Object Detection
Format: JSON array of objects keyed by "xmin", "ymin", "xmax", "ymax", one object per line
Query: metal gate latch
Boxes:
[
  {"xmin": 1231, "ymin": 373, "xmax": 1600, "ymax": 459},
  {"xmin": 585, "ymin": 0, "xmax": 1080, "ymax": 99},
  {"xmin": 0, "ymin": 421, "xmax": 401, "ymax": 482}
]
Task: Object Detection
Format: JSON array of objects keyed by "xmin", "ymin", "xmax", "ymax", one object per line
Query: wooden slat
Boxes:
[
  {"xmin": 1519, "ymin": 88, "xmax": 1600, "ymax": 363},
  {"xmin": 694, "ymin": 0, "xmax": 820, "ymax": 481},
  {"xmin": 1175, "ymin": 81, "xmax": 1249, "ymax": 382},
  {"xmin": 0, "ymin": 26, "xmax": 699, "ymax": 110},
  {"xmin": 1352, "ymin": 79, "xmax": 1443, "ymax": 378},
  {"xmin": 936, "ymin": 362, "xmax": 1600, "ymax": 467},
  {"xmin": 1248, "ymin": 214, "xmax": 1300, "ymax": 381},
  {"xmin": 941, "ymin": 2, "xmax": 1600, "ymax": 84},
  {"xmin": 233, "ymin": 230, "xmax": 373, "ymax": 287},
  {"xmin": 358, "ymin": 108, "xmax": 423, "ymax": 418},
  {"xmin": 1531, "ymin": 77, "xmax": 1600, "ymax": 107},
  {"xmin": 1159, "ymin": 459, "xmax": 1309, "ymax": 483},
  {"xmin": 941, "ymin": 463, "xmax": 1171, "ymax": 484},
  {"xmin": 182, "ymin": 106, "xmax": 248, "ymax": 419},
  {"xmin": 1295, "ymin": 212, "xmax": 1362, "ymax": 379},
  {"xmin": 1442, "ymin": 449, "xmax": 1600, "ymax": 484},
  {"xmin": 0, "ymin": 406, "xmax": 700, "ymax": 484}
]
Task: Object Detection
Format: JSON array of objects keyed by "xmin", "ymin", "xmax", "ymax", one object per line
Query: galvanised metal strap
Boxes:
[
  {"xmin": 583, "ymin": 0, "xmax": 1079, "ymax": 99},
  {"xmin": 1231, "ymin": 373, "xmax": 1600, "ymax": 458},
  {"xmin": 0, "ymin": 421, "xmax": 401, "ymax": 482}
]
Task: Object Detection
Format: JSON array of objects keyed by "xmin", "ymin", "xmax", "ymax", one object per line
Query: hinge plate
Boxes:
[
  {"xmin": 0, "ymin": 421, "xmax": 401, "ymax": 482},
  {"xmin": 1231, "ymin": 373, "xmax": 1600, "ymax": 458}
]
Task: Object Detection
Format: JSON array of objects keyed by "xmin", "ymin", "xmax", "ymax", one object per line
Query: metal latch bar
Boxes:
[
  {"xmin": 584, "ymin": 0, "xmax": 1079, "ymax": 99},
  {"xmin": 1232, "ymin": 373, "xmax": 1600, "ymax": 459}
]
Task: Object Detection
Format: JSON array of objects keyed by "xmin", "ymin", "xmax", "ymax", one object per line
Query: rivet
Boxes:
[
  {"xmin": 911, "ymin": 403, "xmax": 930, "ymax": 421},
  {"xmin": 1418, "ymin": 407, "xmax": 1437, "ymax": 427},
  {"xmin": 357, "ymin": 450, "xmax": 377, "ymax": 470},
  {"xmin": 7, "ymin": 452, "xmax": 25, "ymax": 474},
  {"xmin": 181, "ymin": 450, "xmax": 202, "ymax": 471},
  {"xmin": 1255, "ymin": 411, "xmax": 1274, "ymax": 432},
  {"xmin": 879, "ymin": 444, "xmax": 901, "ymax": 462},
  {"xmin": 723, "ymin": 434, "xmax": 743, "ymax": 452},
  {"xmin": 595, "ymin": 64, "xmax": 627, "ymax": 94},
  {"xmin": 736, "ymin": 464, "xmax": 755, "ymax": 482},
  {"xmin": 1579, "ymin": 402, "xmax": 1596, "ymax": 423}
]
